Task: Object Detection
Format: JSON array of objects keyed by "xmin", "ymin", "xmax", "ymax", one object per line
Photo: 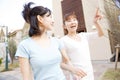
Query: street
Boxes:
[{"xmin": 0, "ymin": 60, "xmax": 118, "ymax": 80}]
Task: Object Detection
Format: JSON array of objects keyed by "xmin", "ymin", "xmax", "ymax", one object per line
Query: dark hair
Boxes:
[
  {"xmin": 63, "ymin": 12, "xmax": 77, "ymax": 35},
  {"xmin": 22, "ymin": 2, "xmax": 51, "ymax": 37},
  {"xmin": 63, "ymin": 12, "xmax": 77, "ymax": 25}
]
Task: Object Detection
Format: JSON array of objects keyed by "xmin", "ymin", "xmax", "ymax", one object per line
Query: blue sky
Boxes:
[{"xmin": 0, "ymin": 0, "xmax": 52, "ymax": 32}]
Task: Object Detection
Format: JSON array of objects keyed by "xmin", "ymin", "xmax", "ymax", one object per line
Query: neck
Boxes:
[
  {"xmin": 68, "ymin": 31, "xmax": 77, "ymax": 36},
  {"xmin": 41, "ymin": 31, "xmax": 48, "ymax": 39},
  {"xmin": 67, "ymin": 31, "xmax": 81, "ymax": 41},
  {"xmin": 32, "ymin": 31, "xmax": 49, "ymax": 40}
]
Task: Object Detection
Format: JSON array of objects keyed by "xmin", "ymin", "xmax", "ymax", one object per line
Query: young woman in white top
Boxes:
[{"xmin": 61, "ymin": 8, "xmax": 104, "ymax": 80}]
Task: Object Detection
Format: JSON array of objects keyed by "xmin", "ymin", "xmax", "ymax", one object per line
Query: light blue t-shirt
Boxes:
[{"xmin": 15, "ymin": 37, "xmax": 66, "ymax": 80}]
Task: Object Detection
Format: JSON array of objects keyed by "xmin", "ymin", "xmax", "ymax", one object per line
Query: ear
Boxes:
[
  {"xmin": 37, "ymin": 15, "xmax": 43, "ymax": 23},
  {"xmin": 63, "ymin": 25, "xmax": 67, "ymax": 29}
]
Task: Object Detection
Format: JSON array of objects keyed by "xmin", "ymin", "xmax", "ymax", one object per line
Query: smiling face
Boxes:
[
  {"xmin": 42, "ymin": 12, "xmax": 54, "ymax": 31},
  {"xmin": 64, "ymin": 14, "xmax": 78, "ymax": 33},
  {"xmin": 37, "ymin": 12, "xmax": 54, "ymax": 32}
]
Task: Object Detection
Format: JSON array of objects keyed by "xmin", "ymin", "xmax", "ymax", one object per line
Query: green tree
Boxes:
[
  {"xmin": 0, "ymin": 58, "xmax": 3, "ymax": 66},
  {"xmin": 8, "ymin": 39, "xmax": 17, "ymax": 64}
]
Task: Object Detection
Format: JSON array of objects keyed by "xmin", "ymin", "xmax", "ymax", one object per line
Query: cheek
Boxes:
[
  {"xmin": 65, "ymin": 26, "xmax": 70, "ymax": 30},
  {"xmin": 74, "ymin": 20, "xmax": 78, "ymax": 24},
  {"xmin": 65, "ymin": 23, "xmax": 71, "ymax": 28},
  {"xmin": 65, "ymin": 22, "xmax": 70, "ymax": 26},
  {"xmin": 43, "ymin": 20, "xmax": 50, "ymax": 27},
  {"xmin": 46, "ymin": 19, "xmax": 52, "ymax": 25}
]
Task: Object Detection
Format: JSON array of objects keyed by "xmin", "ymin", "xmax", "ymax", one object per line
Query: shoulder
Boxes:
[
  {"xmin": 50, "ymin": 37, "xmax": 61, "ymax": 44},
  {"xmin": 78, "ymin": 32, "xmax": 98, "ymax": 39},
  {"xmin": 51, "ymin": 37, "xmax": 59, "ymax": 41},
  {"xmin": 78, "ymin": 32, "xmax": 86, "ymax": 36},
  {"xmin": 51, "ymin": 37, "xmax": 64, "ymax": 48},
  {"xmin": 78, "ymin": 32, "xmax": 91, "ymax": 37},
  {"xmin": 18, "ymin": 38, "xmax": 31, "ymax": 47},
  {"xmin": 60, "ymin": 36, "xmax": 68, "ymax": 41}
]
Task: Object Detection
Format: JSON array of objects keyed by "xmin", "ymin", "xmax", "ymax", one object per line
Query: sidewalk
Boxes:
[
  {"xmin": 0, "ymin": 68, "xmax": 22, "ymax": 80},
  {"xmin": 0, "ymin": 60, "xmax": 119, "ymax": 80},
  {"xmin": 92, "ymin": 60, "xmax": 117, "ymax": 80}
]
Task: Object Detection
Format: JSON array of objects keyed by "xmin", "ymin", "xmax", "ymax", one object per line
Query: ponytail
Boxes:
[{"xmin": 22, "ymin": 2, "xmax": 34, "ymax": 23}]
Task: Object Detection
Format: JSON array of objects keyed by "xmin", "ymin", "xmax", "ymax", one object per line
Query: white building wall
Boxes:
[
  {"xmin": 52, "ymin": 0, "xmax": 64, "ymax": 38},
  {"xmin": 82, "ymin": 0, "xmax": 112, "ymax": 60}
]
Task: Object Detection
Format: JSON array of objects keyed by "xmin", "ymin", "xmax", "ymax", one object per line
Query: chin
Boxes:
[
  {"xmin": 47, "ymin": 28, "xmax": 53, "ymax": 31},
  {"xmin": 72, "ymin": 28, "xmax": 77, "ymax": 31},
  {"xmin": 70, "ymin": 29, "xmax": 76, "ymax": 32}
]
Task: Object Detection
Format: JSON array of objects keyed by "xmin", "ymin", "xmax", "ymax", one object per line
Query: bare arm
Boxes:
[
  {"xmin": 60, "ymin": 48, "xmax": 72, "ymax": 65},
  {"xmin": 18, "ymin": 57, "xmax": 33, "ymax": 80},
  {"xmin": 60, "ymin": 49, "xmax": 87, "ymax": 77},
  {"xmin": 94, "ymin": 7, "xmax": 104, "ymax": 37}
]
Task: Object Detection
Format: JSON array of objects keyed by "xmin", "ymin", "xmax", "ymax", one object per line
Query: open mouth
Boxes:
[{"xmin": 70, "ymin": 26, "xmax": 76, "ymax": 28}]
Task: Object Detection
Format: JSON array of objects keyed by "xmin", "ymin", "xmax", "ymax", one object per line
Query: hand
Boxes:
[
  {"xmin": 94, "ymin": 7, "xmax": 102, "ymax": 23},
  {"xmin": 71, "ymin": 67, "xmax": 87, "ymax": 78},
  {"xmin": 72, "ymin": 75, "xmax": 82, "ymax": 80}
]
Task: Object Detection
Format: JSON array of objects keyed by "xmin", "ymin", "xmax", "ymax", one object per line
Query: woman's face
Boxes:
[
  {"xmin": 64, "ymin": 17, "xmax": 78, "ymax": 33},
  {"xmin": 39, "ymin": 12, "xmax": 54, "ymax": 31}
]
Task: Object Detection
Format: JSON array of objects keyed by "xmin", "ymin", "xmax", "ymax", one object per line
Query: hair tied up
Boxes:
[{"xmin": 22, "ymin": 2, "xmax": 34, "ymax": 23}]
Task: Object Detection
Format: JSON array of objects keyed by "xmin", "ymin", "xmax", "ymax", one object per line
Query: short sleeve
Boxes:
[
  {"xmin": 54, "ymin": 37, "xmax": 65, "ymax": 51},
  {"xmin": 80, "ymin": 31, "xmax": 98, "ymax": 40},
  {"xmin": 58, "ymin": 39, "xmax": 65, "ymax": 50},
  {"xmin": 15, "ymin": 42, "xmax": 29, "ymax": 59}
]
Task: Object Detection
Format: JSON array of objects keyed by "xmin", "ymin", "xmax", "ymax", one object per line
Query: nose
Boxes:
[
  {"xmin": 51, "ymin": 18, "xmax": 54, "ymax": 24},
  {"xmin": 71, "ymin": 20, "xmax": 76, "ymax": 24}
]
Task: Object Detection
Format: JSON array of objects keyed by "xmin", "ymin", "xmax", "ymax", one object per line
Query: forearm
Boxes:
[
  {"xmin": 94, "ymin": 7, "xmax": 104, "ymax": 37},
  {"xmin": 61, "ymin": 62, "xmax": 74, "ymax": 73},
  {"xmin": 19, "ymin": 57, "xmax": 33, "ymax": 80},
  {"xmin": 21, "ymin": 67, "xmax": 34, "ymax": 80},
  {"xmin": 60, "ymin": 49, "xmax": 86, "ymax": 76},
  {"xmin": 61, "ymin": 50, "xmax": 74, "ymax": 72},
  {"xmin": 61, "ymin": 62, "xmax": 87, "ymax": 77},
  {"xmin": 94, "ymin": 22, "xmax": 104, "ymax": 37}
]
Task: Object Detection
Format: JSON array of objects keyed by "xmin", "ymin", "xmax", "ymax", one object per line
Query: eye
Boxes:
[
  {"xmin": 46, "ymin": 13, "xmax": 51, "ymax": 17},
  {"xmin": 46, "ymin": 14, "xmax": 50, "ymax": 17},
  {"xmin": 67, "ymin": 20, "xmax": 71, "ymax": 22},
  {"xmin": 73, "ymin": 18, "xmax": 77, "ymax": 21},
  {"xmin": 49, "ymin": 15, "xmax": 52, "ymax": 18}
]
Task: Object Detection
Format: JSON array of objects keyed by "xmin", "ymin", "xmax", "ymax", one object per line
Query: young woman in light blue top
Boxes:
[{"xmin": 15, "ymin": 2, "xmax": 86, "ymax": 80}]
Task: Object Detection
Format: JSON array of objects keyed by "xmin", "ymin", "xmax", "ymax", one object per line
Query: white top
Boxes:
[{"xmin": 61, "ymin": 32, "xmax": 98, "ymax": 80}]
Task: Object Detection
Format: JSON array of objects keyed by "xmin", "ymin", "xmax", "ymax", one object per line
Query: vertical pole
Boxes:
[
  {"xmin": 5, "ymin": 26, "xmax": 8, "ymax": 70},
  {"xmin": 115, "ymin": 47, "xmax": 119, "ymax": 70},
  {"xmin": 115, "ymin": 44, "xmax": 120, "ymax": 70}
]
